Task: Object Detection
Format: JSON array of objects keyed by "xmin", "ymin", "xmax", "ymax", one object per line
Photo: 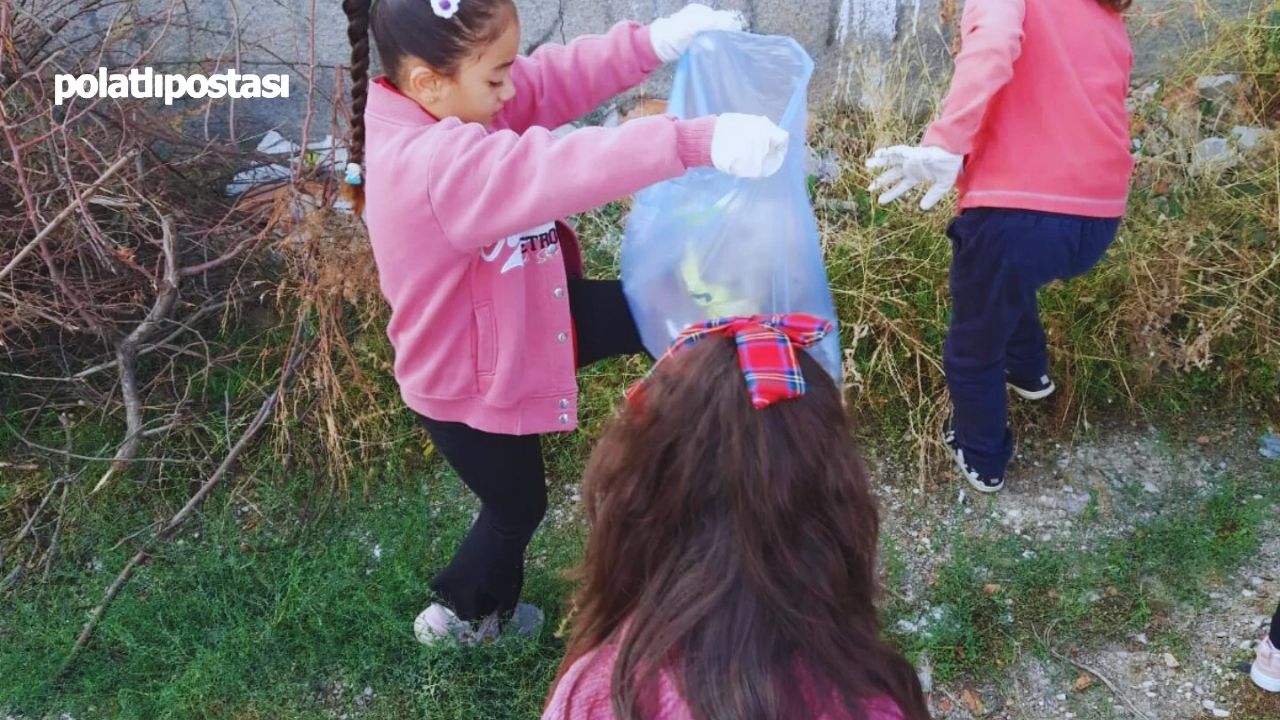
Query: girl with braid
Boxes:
[{"xmin": 340, "ymin": 0, "xmax": 791, "ymax": 644}]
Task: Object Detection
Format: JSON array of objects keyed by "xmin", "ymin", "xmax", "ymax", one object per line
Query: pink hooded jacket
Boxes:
[
  {"xmin": 923, "ymin": 0, "xmax": 1134, "ymax": 217},
  {"xmin": 361, "ymin": 21, "xmax": 715, "ymax": 434}
]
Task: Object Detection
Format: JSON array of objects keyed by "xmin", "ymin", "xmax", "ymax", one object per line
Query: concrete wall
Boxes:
[{"xmin": 72, "ymin": 0, "xmax": 1268, "ymax": 144}]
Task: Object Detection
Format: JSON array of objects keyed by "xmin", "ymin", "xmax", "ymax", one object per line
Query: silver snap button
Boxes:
[
  {"xmin": 556, "ymin": 332, "xmax": 568, "ymax": 343},
  {"xmin": 559, "ymin": 398, "xmax": 569, "ymax": 409},
  {"xmin": 558, "ymin": 413, "xmax": 569, "ymax": 424},
  {"xmin": 553, "ymin": 287, "xmax": 565, "ymax": 298}
]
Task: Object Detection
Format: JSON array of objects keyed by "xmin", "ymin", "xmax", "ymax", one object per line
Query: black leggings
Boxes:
[
  {"xmin": 1273, "ymin": 601, "xmax": 1280, "ymax": 647},
  {"xmin": 419, "ymin": 279, "xmax": 646, "ymax": 620}
]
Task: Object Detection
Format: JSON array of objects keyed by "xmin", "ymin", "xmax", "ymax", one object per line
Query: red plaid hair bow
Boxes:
[{"xmin": 626, "ymin": 313, "xmax": 834, "ymax": 410}]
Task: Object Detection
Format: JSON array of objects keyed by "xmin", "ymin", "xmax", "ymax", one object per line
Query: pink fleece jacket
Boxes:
[
  {"xmin": 543, "ymin": 643, "xmax": 906, "ymax": 720},
  {"xmin": 362, "ymin": 22, "xmax": 715, "ymax": 435},
  {"xmin": 922, "ymin": 0, "xmax": 1135, "ymax": 217}
]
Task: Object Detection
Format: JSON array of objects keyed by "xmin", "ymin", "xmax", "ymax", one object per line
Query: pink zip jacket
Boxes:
[
  {"xmin": 922, "ymin": 0, "xmax": 1135, "ymax": 217},
  {"xmin": 543, "ymin": 643, "xmax": 906, "ymax": 720},
  {"xmin": 362, "ymin": 21, "xmax": 716, "ymax": 435}
]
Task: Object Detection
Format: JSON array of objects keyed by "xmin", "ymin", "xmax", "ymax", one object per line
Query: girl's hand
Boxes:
[
  {"xmin": 649, "ymin": 3, "xmax": 747, "ymax": 63},
  {"xmin": 710, "ymin": 113, "xmax": 790, "ymax": 178},
  {"xmin": 865, "ymin": 145, "xmax": 963, "ymax": 210}
]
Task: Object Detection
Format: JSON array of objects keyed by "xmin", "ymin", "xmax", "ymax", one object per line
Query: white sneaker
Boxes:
[
  {"xmin": 414, "ymin": 602, "xmax": 541, "ymax": 645},
  {"xmin": 502, "ymin": 603, "xmax": 545, "ymax": 638},
  {"xmin": 943, "ymin": 420, "xmax": 1004, "ymax": 493},
  {"xmin": 414, "ymin": 603, "xmax": 481, "ymax": 645},
  {"xmin": 1252, "ymin": 636, "xmax": 1280, "ymax": 692}
]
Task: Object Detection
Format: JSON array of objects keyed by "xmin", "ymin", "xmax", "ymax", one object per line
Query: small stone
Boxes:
[
  {"xmin": 805, "ymin": 147, "xmax": 843, "ymax": 185},
  {"xmin": 1243, "ymin": 589, "xmax": 1256, "ymax": 598},
  {"xmin": 1056, "ymin": 693, "xmax": 1067, "ymax": 701},
  {"xmin": 1143, "ymin": 481, "xmax": 1159, "ymax": 494},
  {"xmin": 1192, "ymin": 138, "xmax": 1239, "ymax": 174},
  {"xmin": 1134, "ymin": 81, "xmax": 1160, "ymax": 103},
  {"xmin": 1197, "ymin": 435, "xmax": 1211, "ymax": 445},
  {"xmin": 1073, "ymin": 673, "xmax": 1095, "ymax": 692},
  {"xmin": 1203, "ymin": 699, "xmax": 1216, "ymax": 710},
  {"xmin": 1230, "ymin": 125, "xmax": 1273, "ymax": 151},
  {"xmin": 1196, "ymin": 74, "xmax": 1242, "ymax": 102},
  {"xmin": 916, "ymin": 661, "xmax": 933, "ymax": 694},
  {"xmin": 1250, "ymin": 576, "xmax": 1264, "ymax": 587},
  {"xmin": 958, "ymin": 688, "xmax": 985, "ymax": 715},
  {"xmin": 1240, "ymin": 640, "xmax": 1254, "ymax": 650},
  {"xmin": 1213, "ymin": 710, "xmax": 1230, "ymax": 718},
  {"xmin": 1164, "ymin": 652, "xmax": 1180, "ymax": 668}
]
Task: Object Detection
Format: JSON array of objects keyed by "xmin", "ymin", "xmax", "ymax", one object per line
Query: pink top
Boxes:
[
  {"xmin": 543, "ymin": 644, "xmax": 907, "ymax": 720},
  {"xmin": 922, "ymin": 0, "xmax": 1135, "ymax": 217},
  {"xmin": 361, "ymin": 21, "xmax": 715, "ymax": 434}
]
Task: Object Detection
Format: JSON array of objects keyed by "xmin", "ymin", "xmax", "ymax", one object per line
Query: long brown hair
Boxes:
[
  {"xmin": 341, "ymin": 0, "xmax": 516, "ymax": 214},
  {"xmin": 554, "ymin": 337, "xmax": 931, "ymax": 720},
  {"xmin": 1097, "ymin": 0, "xmax": 1132, "ymax": 11}
]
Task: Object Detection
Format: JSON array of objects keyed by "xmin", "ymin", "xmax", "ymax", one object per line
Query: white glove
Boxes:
[
  {"xmin": 711, "ymin": 113, "xmax": 790, "ymax": 179},
  {"xmin": 865, "ymin": 145, "xmax": 964, "ymax": 210},
  {"xmin": 649, "ymin": 3, "xmax": 747, "ymax": 63}
]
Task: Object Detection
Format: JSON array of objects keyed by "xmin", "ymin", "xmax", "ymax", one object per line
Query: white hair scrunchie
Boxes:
[{"xmin": 430, "ymin": 0, "xmax": 460, "ymax": 19}]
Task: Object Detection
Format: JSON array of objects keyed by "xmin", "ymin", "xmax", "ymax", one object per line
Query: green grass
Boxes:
[
  {"xmin": 0, "ymin": 447, "xmax": 586, "ymax": 719},
  {"xmin": 4, "ymin": 429, "xmax": 1275, "ymax": 718},
  {"xmin": 884, "ymin": 471, "xmax": 1280, "ymax": 685}
]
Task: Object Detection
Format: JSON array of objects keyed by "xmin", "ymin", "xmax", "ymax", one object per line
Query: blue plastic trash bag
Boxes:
[{"xmin": 621, "ymin": 30, "xmax": 841, "ymax": 379}]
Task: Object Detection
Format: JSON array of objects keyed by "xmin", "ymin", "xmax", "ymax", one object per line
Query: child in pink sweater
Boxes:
[
  {"xmin": 340, "ymin": 0, "xmax": 791, "ymax": 641},
  {"xmin": 868, "ymin": 0, "xmax": 1136, "ymax": 493},
  {"xmin": 544, "ymin": 315, "xmax": 929, "ymax": 720}
]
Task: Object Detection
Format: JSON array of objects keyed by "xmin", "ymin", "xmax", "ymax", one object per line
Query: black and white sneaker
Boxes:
[
  {"xmin": 1006, "ymin": 373, "xmax": 1055, "ymax": 401},
  {"xmin": 942, "ymin": 420, "xmax": 1004, "ymax": 493}
]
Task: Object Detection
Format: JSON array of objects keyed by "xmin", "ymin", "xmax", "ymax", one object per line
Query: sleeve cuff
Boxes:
[{"xmin": 675, "ymin": 116, "xmax": 717, "ymax": 169}]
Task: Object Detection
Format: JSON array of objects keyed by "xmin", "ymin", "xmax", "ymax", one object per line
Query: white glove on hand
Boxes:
[
  {"xmin": 865, "ymin": 145, "xmax": 964, "ymax": 210},
  {"xmin": 649, "ymin": 3, "xmax": 747, "ymax": 63},
  {"xmin": 711, "ymin": 113, "xmax": 790, "ymax": 179}
]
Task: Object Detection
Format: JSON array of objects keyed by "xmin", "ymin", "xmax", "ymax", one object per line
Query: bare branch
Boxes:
[
  {"xmin": 59, "ymin": 325, "xmax": 311, "ymax": 678},
  {"xmin": 0, "ymin": 150, "xmax": 139, "ymax": 283},
  {"xmin": 92, "ymin": 214, "xmax": 182, "ymax": 493}
]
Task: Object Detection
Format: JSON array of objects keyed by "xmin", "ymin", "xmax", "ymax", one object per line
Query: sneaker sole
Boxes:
[
  {"xmin": 1252, "ymin": 664, "xmax": 1280, "ymax": 692},
  {"xmin": 966, "ymin": 475, "xmax": 1005, "ymax": 494},
  {"xmin": 1008, "ymin": 381, "xmax": 1055, "ymax": 401}
]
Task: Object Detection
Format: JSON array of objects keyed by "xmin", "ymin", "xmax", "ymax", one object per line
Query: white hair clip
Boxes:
[{"xmin": 430, "ymin": 0, "xmax": 460, "ymax": 19}]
